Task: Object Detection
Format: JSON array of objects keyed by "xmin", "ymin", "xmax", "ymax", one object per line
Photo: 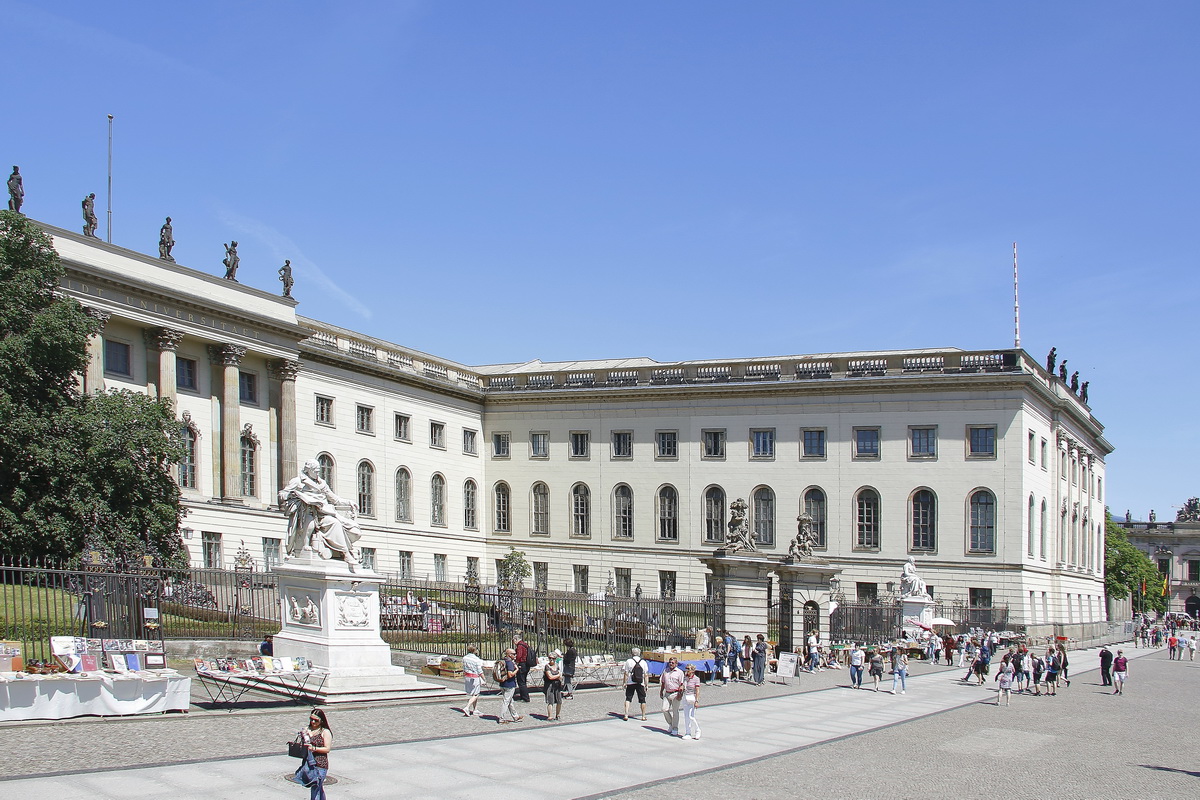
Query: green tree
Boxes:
[
  {"xmin": 1104, "ymin": 510, "xmax": 1165, "ymax": 614},
  {"xmin": 497, "ymin": 546, "xmax": 532, "ymax": 588},
  {"xmin": 0, "ymin": 211, "xmax": 186, "ymax": 565}
]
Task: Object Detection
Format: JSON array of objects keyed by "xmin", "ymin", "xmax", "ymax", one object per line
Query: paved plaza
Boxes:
[{"xmin": 0, "ymin": 643, "xmax": 1193, "ymax": 799}]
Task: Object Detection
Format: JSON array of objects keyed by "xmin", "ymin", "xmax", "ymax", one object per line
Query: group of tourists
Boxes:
[{"xmin": 476, "ymin": 634, "xmax": 580, "ymax": 724}]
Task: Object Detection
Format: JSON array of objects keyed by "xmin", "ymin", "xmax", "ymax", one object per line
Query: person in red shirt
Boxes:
[{"xmin": 1112, "ymin": 650, "xmax": 1129, "ymax": 695}]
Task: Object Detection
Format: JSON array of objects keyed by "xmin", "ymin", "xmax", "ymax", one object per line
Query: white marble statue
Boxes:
[
  {"xmin": 279, "ymin": 458, "xmax": 362, "ymax": 570},
  {"xmin": 900, "ymin": 556, "xmax": 930, "ymax": 599}
]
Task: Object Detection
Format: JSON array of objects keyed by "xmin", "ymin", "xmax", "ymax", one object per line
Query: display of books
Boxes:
[
  {"xmin": 80, "ymin": 654, "xmax": 99, "ymax": 672},
  {"xmin": 108, "ymin": 653, "xmax": 128, "ymax": 673},
  {"xmin": 125, "ymin": 653, "xmax": 142, "ymax": 671}
]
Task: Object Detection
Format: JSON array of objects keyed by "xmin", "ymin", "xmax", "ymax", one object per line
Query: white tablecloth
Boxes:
[{"xmin": 0, "ymin": 673, "xmax": 192, "ymax": 721}]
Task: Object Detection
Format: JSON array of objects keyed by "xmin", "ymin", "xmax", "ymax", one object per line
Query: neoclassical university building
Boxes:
[{"xmin": 43, "ymin": 220, "xmax": 1113, "ymax": 632}]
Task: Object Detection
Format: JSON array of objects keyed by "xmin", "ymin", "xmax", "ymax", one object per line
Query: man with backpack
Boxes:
[
  {"xmin": 623, "ymin": 647, "xmax": 649, "ymax": 721},
  {"xmin": 513, "ymin": 634, "xmax": 536, "ymax": 702},
  {"xmin": 494, "ymin": 648, "xmax": 522, "ymax": 723}
]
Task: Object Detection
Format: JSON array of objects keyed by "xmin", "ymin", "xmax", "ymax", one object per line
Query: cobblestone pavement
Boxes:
[{"xmin": 0, "ymin": 642, "xmax": 1180, "ymax": 800}]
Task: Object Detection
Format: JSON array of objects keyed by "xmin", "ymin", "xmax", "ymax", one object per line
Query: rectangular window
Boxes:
[
  {"xmin": 262, "ymin": 538, "xmax": 281, "ymax": 570},
  {"xmin": 853, "ymin": 427, "xmax": 881, "ymax": 459},
  {"xmin": 968, "ymin": 588, "xmax": 993, "ymax": 608},
  {"xmin": 202, "ymin": 532, "xmax": 222, "ymax": 569},
  {"xmin": 176, "ymin": 357, "xmax": 198, "ymax": 391},
  {"xmin": 104, "ymin": 339, "xmax": 131, "ymax": 377},
  {"xmin": 394, "ymin": 413, "xmax": 411, "ymax": 441},
  {"xmin": 615, "ymin": 567, "xmax": 632, "ymax": 597},
  {"xmin": 856, "ymin": 582, "xmax": 878, "ymax": 603},
  {"xmin": 530, "ymin": 432, "xmax": 549, "ymax": 458},
  {"xmin": 1040, "ymin": 438, "xmax": 1048, "ymax": 469},
  {"xmin": 397, "ymin": 551, "xmax": 413, "ymax": 580},
  {"xmin": 573, "ymin": 565, "xmax": 589, "ymax": 595},
  {"xmin": 429, "ymin": 422, "xmax": 445, "ymax": 449},
  {"xmin": 238, "ymin": 371, "xmax": 258, "ymax": 404},
  {"xmin": 466, "ymin": 556, "xmax": 479, "ymax": 582},
  {"xmin": 493, "ymin": 432, "xmax": 511, "ymax": 458},
  {"xmin": 802, "ymin": 429, "xmax": 826, "ymax": 458},
  {"xmin": 360, "ymin": 547, "xmax": 377, "ymax": 571},
  {"xmin": 611, "ymin": 431, "xmax": 633, "ymax": 459},
  {"xmin": 433, "ymin": 553, "xmax": 448, "ymax": 583},
  {"xmin": 909, "ymin": 427, "xmax": 937, "ymax": 458},
  {"xmin": 569, "ymin": 431, "xmax": 590, "ymax": 459},
  {"xmin": 462, "ymin": 429, "xmax": 477, "ymax": 455},
  {"xmin": 178, "ymin": 427, "xmax": 197, "ymax": 489},
  {"xmin": 659, "ymin": 571, "xmax": 677, "ymax": 599},
  {"xmin": 968, "ymin": 426, "xmax": 996, "ymax": 457},
  {"xmin": 702, "ymin": 429, "xmax": 726, "ymax": 459},
  {"xmin": 315, "ymin": 396, "xmax": 334, "ymax": 426},
  {"xmin": 1158, "ymin": 558, "xmax": 1171, "ymax": 576},
  {"xmin": 533, "ymin": 561, "xmax": 548, "ymax": 590},
  {"xmin": 355, "ymin": 404, "xmax": 374, "ymax": 434},
  {"xmin": 1188, "ymin": 559, "xmax": 1199, "ymax": 583},
  {"xmin": 751, "ymin": 429, "xmax": 776, "ymax": 459},
  {"xmin": 1028, "ymin": 430, "xmax": 1036, "ymax": 463},
  {"xmin": 656, "ymin": 430, "xmax": 678, "ymax": 459}
]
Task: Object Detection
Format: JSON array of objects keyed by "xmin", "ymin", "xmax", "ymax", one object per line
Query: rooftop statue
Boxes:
[
  {"xmin": 7, "ymin": 166, "xmax": 22, "ymax": 213},
  {"xmin": 1178, "ymin": 497, "xmax": 1200, "ymax": 523},
  {"xmin": 278, "ymin": 259, "xmax": 294, "ymax": 297},
  {"xmin": 82, "ymin": 193, "xmax": 99, "ymax": 238},
  {"xmin": 1045, "ymin": 346, "xmax": 1056, "ymax": 373},
  {"xmin": 279, "ymin": 457, "xmax": 363, "ymax": 571},
  {"xmin": 1058, "ymin": 360, "xmax": 1068, "ymax": 382},
  {"xmin": 158, "ymin": 217, "xmax": 175, "ymax": 262},
  {"xmin": 222, "ymin": 241, "xmax": 240, "ymax": 280},
  {"xmin": 1070, "ymin": 371, "xmax": 1080, "ymax": 393}
]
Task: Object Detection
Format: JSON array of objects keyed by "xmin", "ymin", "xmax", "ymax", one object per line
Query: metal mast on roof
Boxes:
[
  {"xmin": 106, "ymin": 114, "xmax": 114, "ymax": 243},
  {"xmin": 1012, "ymin": 241, "xmax": 1020, "ymax": 349}
]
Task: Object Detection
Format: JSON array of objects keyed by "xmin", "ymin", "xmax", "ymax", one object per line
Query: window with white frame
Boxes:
[
  {"xmin": 804, "ymin": 487, "xmax": 827, "ymax": 547},
  {"xmin": 531, "ymin": 482, "xmax": 550, "ymax": 535},
  {"xmin": 317, "ymin": 452, "xmax": 334, "ymax": 486},
  {"xmin": 1028, "ymin": 430, "xmax": 1036, "ymax": 463},
  {"xmin": 202, "ymin": 532, "xmax": 222, "ymax": 569},
  {"xmin": 239, "ymin": 371, "xmax": 258, "ymax": 405},
  {"xmin": 356, "ymin": 460, "xmax": 375, "ymax": 517},
  {"xmin": 909, "ymin": 427, "xmax": 937, "ymax": 458},
  {"xmin": 463, "ymin": 429, "xmax": 477, "ymax": 455},
  {"xmin": 659, "ymin": 570, "xmax": 676, "ymax": 599},
  {"xmin": 751, "ymin": 428, "xmax": 775, "ymax": 459},
  {"xmin": 569, "ymin": 431, "xmax": 590, "ymax": 459},
  {"xmin": 656, "ymin": 430, "xmax": 678, "ymax": 459},
  {"xmin": 611, "ymin": 431, "xmax": 633, "ymax": 459},
  {"xmin": 494, "ymin": 483, "xmax": 511, "ymax": 533},
  {"xmin": 355, "ymin": 404, "xmax": 374, "ymax": 434},
  {"xmin": 533, "ymin": 561, "xmax": 548, "ymax": 590},
  {"xmin": 530, "ymin": 431, "xmax": 549, "ymax": 458},
  {"xmin": 1040, "ymin": 438, "xmax": 1048, "ymax": 469},
  {"xmin": 571, "ymin": 484, "xmax": 590, "ymax": 537},
  {"xmin": 240, "ymin": 429, "xmax": 258, "ymax": 497},
  {"xmin": 1027, "ymin": 494, "xmax": 1036, "ymax": 557},
  {"xmin": 397, "ymin": 550, "xmax": 413, "ymax": 579},
  {"xmin": 702, "ymin": 429, "xmax": 726, "ymax": 459},
  {"xmin": 573, "ymin": 564, "xmax": 589, "ymax": 594},
  {"xmin": 262, "ymin": 538, "xmax": 281, "ymax": 570},
  {"xmin": 394, "ymin": 413, "xmax": 411, "ymax": 441},
  {"xmin": 176, "ymin": 357, "xmax": 198, "ymax": 391},
  {"xmin": 430, "ymin": 422, "xmax": 445, "ymax": 449},
  {"xmin": 911, "ymin": 489, "xmax": 937, "ymax": 550},
  {"xmin": 430, "ymin": 474, "xmax": 446, "ymax": 525},
  {"xmin": 802, "ymin": 428, "xmax": 826, "ymax": 458},
  {"xmin": 493, "ymin": 432, "xmax": 511, "ymax": 457},
  {"xmin": 704, "ymin": 486, "xmax": 726, "ymax": 543},
  {"xmin": 658, "ymin": 486, "xmax": 679, "ymax": 541},
  {"xmin": 394, "ymin": 467, "xmax": 412, "ymax": 522},
  {"xmin": 179, "ymin": 425, "xmax": 198, "ymax": 489},
  {"xmin": 613, "ymin": 484, "xmax": 634, "ymax": 539},
  {"xmin": 104, "ymin": 339, "xmax": 132, "ymax": 377},
  {"xmin": 968, "ymin": 425, "xmax": 996, "ymax": 458},
  {"xmin": 856, "ymin": 488, "xmax": 880, "ymax": 549},
  {"xmin": 1040, "ymin": 499, "xmax": 1047, "ymax": 559},
  {"xmin": 360, "ymin": 547, "xmax": 376, "ymax": 571},
  {"xmin": 615, "ymin": 567, "xmax": 632, "ymax": 596},
  {"xmin": 315, "ymin": 396, "xmax": 334, "ymax": 426},
  {"xmin": 463, "ymin": 480, "xmax": 477, "ymax": 529},
  {"xmin": 752, "ymin": 487, "xmax": 775, "ymax": 547},
  {"xmin": 969, "ymin": 490, "xmax": 996, "ymax": 552},
  {"xmin": 434, "ymin": 553, "xmax": 448, "ymax": 582},
  {"xmin": 854, "ymin": 427, "xmax": 881, "ymax": 459}
]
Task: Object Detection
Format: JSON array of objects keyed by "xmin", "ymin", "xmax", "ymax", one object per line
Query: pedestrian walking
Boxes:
[
  {"xmin": 1112, "ymin": 650, "xmax": 1128, "ymax": 694},
  {"xmin": 1098, "ymin": 646, "xmax": 1113, "ymax": 687},
  {"xmin": 848, "ymin": 642, "xmax": 865, "ymax": 689},
  {"xmin": 512, "ymin": 634, "xmax": 534, "ymax": 702},
  {"xmin": 494, "ymin": 648, "xmax": 522, "ymax": 723},
  {"xmin": 543, "ymin": 649, "xmax": 564, "ymax": 720},
  {"xmin": 891, "ymin": 651, "xmax": 908, "ymax": 694},
  {"xmin": 1044, "ymin": 648, "xmax": 1059, "ymax": 695},
  {"xmin": 561, "ymin": 639, "xmax": 577, "ymax": 698},
  {"xmin": 752, "ymin": 634, "xmax": 768, "ymax": 685},
  {"xmin": 462, "ymin": 645, "xmax": 484, "ymax": 717},
  {"xmin": 660, "ymin": 656, "xmax": 686, "ymax": 736},
  {"xmin": 714, "ymin": 636, "xmax": 730, "ymax": 686},
  {"xmin": 868, "ymin": 649, "xmax": 885, "ymax": 691},
  {"xmin": 740, "ymin": 635, "xmax": 753, "ymax": 679},
  {"xmin": 1031, "ymin": 652, "xmax": 1044, "ymax": 695},
  {"xmin": 1189, "ymin": 635, "xmax": 1197, "ymax": 661},
  {"xmin": 622, "ymin": 647, "xmax": 649, "ymax": 721},
  {"xmin": 681, "ymin": 663, "xmax": 702, "ymax": 740},
  {"xmin": 725, "ymin": 632, "xmax": 741, "ymax": 683},
  {"xmin": 301, "ymin": 708, "xmax": 332, "ymax": 800},
  {"xmin": 1056, "ymin": 643, "xmax": 1071, "ymax": 687},
  {"xmin": 994, "ymin": 655, "xmax": 1014, "ymax": 706}
]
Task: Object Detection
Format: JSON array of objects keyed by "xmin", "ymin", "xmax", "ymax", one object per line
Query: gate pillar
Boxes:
[{"xmin": 700, "ymin": 553, "xmax": 776, "ymax": 640}]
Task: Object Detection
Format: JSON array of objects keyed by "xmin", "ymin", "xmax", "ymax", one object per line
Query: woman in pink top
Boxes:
[{"xmin": 681, "ymin": 663, "xmax": 702, "ymax": 740}]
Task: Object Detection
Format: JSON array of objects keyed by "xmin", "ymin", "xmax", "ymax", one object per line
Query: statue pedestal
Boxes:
[
  {"xmin": 270, "ymin": 555, "xmax": 455, "ymax": 703},
  {"xmin": 900, "ymin": 595, "xmax": 935, "ymax": 638}
]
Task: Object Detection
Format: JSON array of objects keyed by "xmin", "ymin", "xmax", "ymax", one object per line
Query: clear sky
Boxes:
[{"xmin": 4, "ymin": 1, "xmax": 1197, "ymax": 521}]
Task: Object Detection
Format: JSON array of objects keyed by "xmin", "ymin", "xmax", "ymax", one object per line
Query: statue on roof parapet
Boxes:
[
  {"xmin": 158, "ymin": 217, "xmax": 175, "ymax": 262},
  {"xmin": 7, "ymin": 166, "xmax": 23, "ymax": 213},
  {"xmin": 82, "ymin": 193, "xmax": 99, "ymax": 237},
  {"xmin": 222, "ymin": 241, "xmax": 239, "ymax": 281},
  {"xmin": 279, "ymin": 259, "xmax": 293, "ymax": 297},
  {"xmin": 1045, "ymin": 347, "xmax": 1056, "ymax": 374}
]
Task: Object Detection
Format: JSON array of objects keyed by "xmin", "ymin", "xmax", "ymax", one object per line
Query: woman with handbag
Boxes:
[{"xmin": 303, "ymin": 708, "xmax": 332, "ymax": 799}]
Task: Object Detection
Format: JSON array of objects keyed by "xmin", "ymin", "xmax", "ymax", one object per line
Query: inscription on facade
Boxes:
[{"xmin": 62, "ymin": 277, "xmax": 261, "ymax": 340}]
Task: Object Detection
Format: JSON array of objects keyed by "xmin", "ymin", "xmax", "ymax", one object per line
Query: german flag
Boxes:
[{"xmin": 1162, "ymin": 575, "xmax": 1169, "ymax": 596}]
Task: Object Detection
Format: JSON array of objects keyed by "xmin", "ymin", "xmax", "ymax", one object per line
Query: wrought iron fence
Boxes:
[{"xmin": 829, "ymin": 599, "xmax": 1013, "ymax": 644}]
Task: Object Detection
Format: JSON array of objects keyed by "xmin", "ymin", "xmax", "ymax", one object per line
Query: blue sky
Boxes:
[{"xmin": 5, "ymin": 1, "xmax": 1197, "ymax": 520}]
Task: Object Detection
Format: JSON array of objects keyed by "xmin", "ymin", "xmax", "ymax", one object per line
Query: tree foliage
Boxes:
[
  {"xmin": 497, "ymin": 546, "xmax": 532, "ymax": 587},
  {"xmin": 0, "ymin": 211, "xmax": 186, "ymax": 566},
  {"xmin": 1104, "ymin": 510, "xmax": 1166, "ymax": 614}
]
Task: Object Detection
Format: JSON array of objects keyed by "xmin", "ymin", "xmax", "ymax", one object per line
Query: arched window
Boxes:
[
  {"xmin": 969, "ymin": 490, "xmax": 996, "ymax": 552},
  {"xmin": 804, "ymin": 488, "xmax": 827, "ymax": 548},
  {"xmin": 856, "ymin": 488, "xmax": 880, "ymax": 549},
  {"xmin": 239, "ymin": 425, "xmax": 258, "ymax": 497},
  {"xmin": 753, "ymin": 486, "xmax": 775, "ymax": 547},
  {"xmin": 911, "ymin": 489, "xmax": 936, "ymax": 550},
  {"xmin": 1039, "ymin": 499, "xmax": 1047, "ymax": 560},
  {"xmin": 531, "ymin": 482, "xmax": 550, "ymax": 535},
  {"xmin": 704, "ymin": 486, "xmax": 726, "ymax": 543},
  {"xmin": 658, "ymin": 486, "xmax": 679, "ymax": 541},
  {"xmin": 356, "ymin": 461, "xmax": 375, "ymax": 517},
  {"xmin": 430, "ymin": 473, "xmax": 446, "ymax": 526},
  {"xmin": 179, "ymin": 424, "xmax": 198, "ymax": 489},
  {"xmin": 1027, "ymin": 494, "xmax": 1036, "ymax": 557},
  {"xmin": 613, "ymin": 484, "xmax": 634, "ymax": 539},
  {"xmin": 317, "ymin": 452, "xmax": 335, "ymax": 487},
  {"xmin": 571, "ymin": 484, "xmax": 590, "ymax": 537},
  {"xmin": 463, "ymin": 480, "xmax": 477, "ymax": 529},
  {"xmin": 394, "ymin": 468, "xmax": 412, "ymax": 523},
  {"xmin": 494, "ymin": 483, "xmax": 511, "ymax": 533}
]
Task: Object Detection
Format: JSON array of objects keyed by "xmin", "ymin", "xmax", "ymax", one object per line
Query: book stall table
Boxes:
[
  {"xmin": 0, "ymin": 671, "xmax": 191, "ymax": 721},
  {"xmin": 194, "ymin": 665, "xmax": 327, "ymax": 709},
  {"xmin": 643, "ymin": 650, "xmax": 717, "ymax": 679}
]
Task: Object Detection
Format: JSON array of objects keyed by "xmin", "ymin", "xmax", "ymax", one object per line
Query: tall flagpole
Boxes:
[
  {"xmin": 106, "ymin": 114, "xmax": 113, "ymax": 243},
  {"xmin": 1012, "ymin": 241, "xmax": 1020, "ymax": 349}
]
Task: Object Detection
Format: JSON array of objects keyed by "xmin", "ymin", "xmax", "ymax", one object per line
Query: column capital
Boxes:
[
  {"xmin": 83, "ymin": 306, "xmax": 111, "ymax": 327},
  {"xmin": 145, "ymin": 327, "xmax": 185, "ymax": 352},
  {"xmin": 208, "ymin": 343, "xmax": 247, "ymax": 367},
  {"xmin": 269, "ymin": 358, "xmax": 302, "ymax": 382}
]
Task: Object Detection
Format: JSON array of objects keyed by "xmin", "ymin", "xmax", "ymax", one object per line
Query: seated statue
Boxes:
[
  {"xmin": 900, "ymin": 556, "xmax": 929, "ymax": 599},
  {"xmin": 279, "ymin": 458, "xmax": 362, "ymax": 570}
]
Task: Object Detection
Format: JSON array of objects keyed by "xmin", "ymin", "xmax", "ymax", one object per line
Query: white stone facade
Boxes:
[{"xmin": 44, "ymin": 222, "xmax": 1113, "ymax": 627}]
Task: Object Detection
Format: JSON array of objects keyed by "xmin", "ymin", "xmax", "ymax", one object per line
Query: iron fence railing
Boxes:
[{"xmin": 829, "ymin": 599, "xmax": 1013, "ymax": 644}]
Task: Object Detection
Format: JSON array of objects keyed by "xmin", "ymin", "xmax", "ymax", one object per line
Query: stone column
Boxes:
[
  {"xmin": 147, "ymin": 328, "xmax": 184, "ymax": 407},
  {"xmin": 271, "ymin": 359, "xmax": 301, "ymax": 494},
  {"xmin": 83, "ymin": 308, "xmax": 110, "ymax": 394},
  {"xmin": 700, "ymin": 552, "xmax": 777, "ymax": 640},
  {"xmin": 211, "ymin": 344, "xmax": 246, "ymax": 500}
]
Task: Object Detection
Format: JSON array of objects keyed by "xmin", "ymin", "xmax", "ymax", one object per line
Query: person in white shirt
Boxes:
[
  {"xmin": 622, "ymin": 647, "xmax": 649, "ymax": 721},
  {"xmin": 462, "ymin": 645, "xmax": 484, "ymax": 717},
  {"xmin": 659, "ymin": 657, "xmax": 686, "ymax": 736}
]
